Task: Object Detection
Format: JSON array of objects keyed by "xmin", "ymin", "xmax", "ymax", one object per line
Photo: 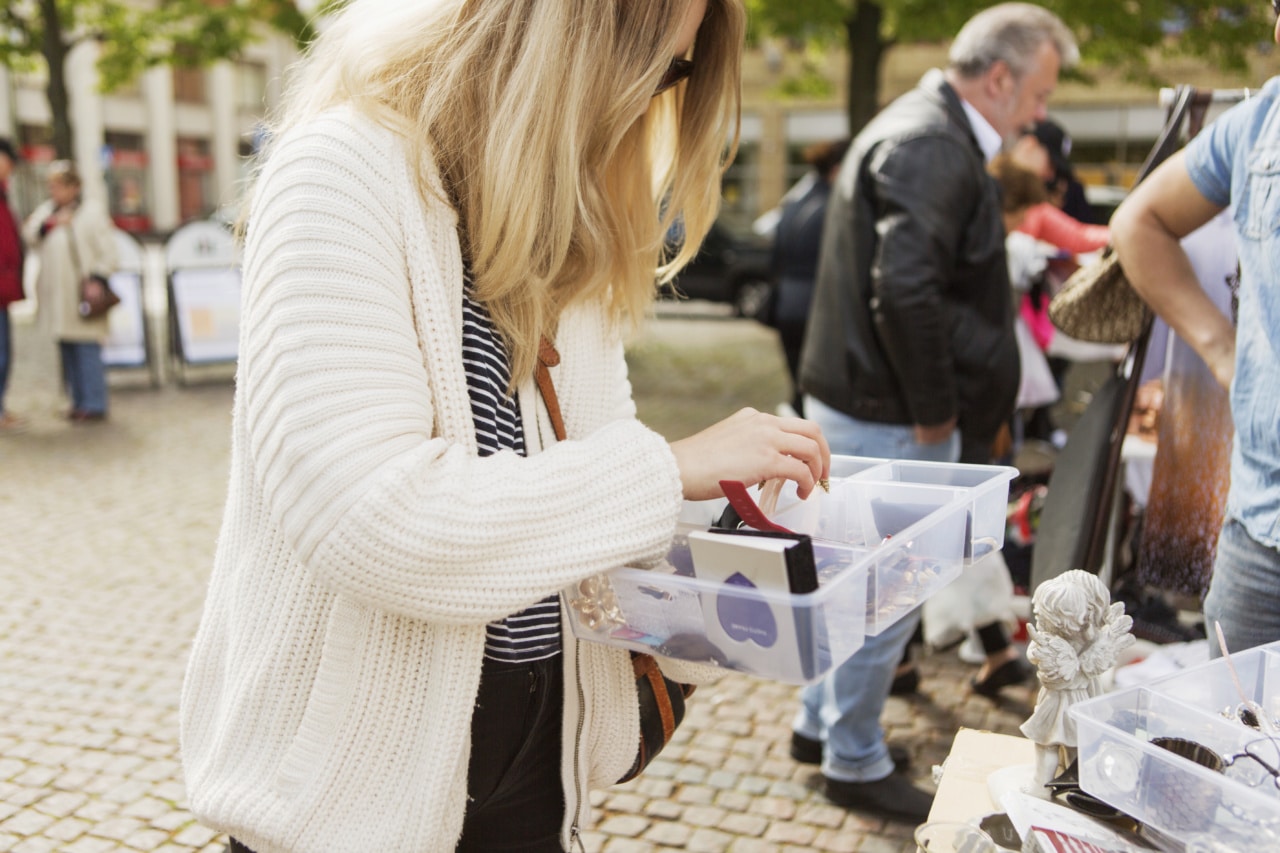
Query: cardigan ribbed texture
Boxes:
[{"xmin": 179, "ymin": 107, "xmax": 694, "ymax": 852}]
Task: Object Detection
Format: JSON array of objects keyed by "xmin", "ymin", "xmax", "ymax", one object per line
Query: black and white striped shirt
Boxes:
[{"xmin": 462, "ymin": 287, "xmax": 562, "ymax": 663}]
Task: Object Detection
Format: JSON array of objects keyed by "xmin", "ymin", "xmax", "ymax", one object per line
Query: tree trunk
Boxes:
[
  {"xmin": 845, "ymin": 1, "xmax": 890, "ymax": 138},
  {"xmin": 39, "ymin": 0, "xmax": 74, "ymax": 160}
]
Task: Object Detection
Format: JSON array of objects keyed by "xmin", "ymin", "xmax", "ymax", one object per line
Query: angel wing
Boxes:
[
  {"xmin": 1026, "ymin": 627, "xmax": 1080, "ymax": 686},
  {"xmin": 1079, "ymin": 603, "xmax": 1135, "ymax": 675}
]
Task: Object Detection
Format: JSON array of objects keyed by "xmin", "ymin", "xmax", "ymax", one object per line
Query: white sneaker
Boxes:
[{"xmin": 958, "ymin": 633, "xmax": 986, "ymax": 665}]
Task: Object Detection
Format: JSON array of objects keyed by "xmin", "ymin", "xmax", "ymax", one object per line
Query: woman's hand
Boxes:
[{"xmin": 670, "ymin": 407, "xmax": 830, "ymax": 502}]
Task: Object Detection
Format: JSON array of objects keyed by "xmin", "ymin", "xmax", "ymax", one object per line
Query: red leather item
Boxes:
[{"xmin": 718, "ymin": 480, "xmax": 795, "ymax": 534}]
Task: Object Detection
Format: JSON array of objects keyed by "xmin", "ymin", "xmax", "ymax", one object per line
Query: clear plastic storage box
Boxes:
[
  {"xmin": 564, "ymin": 456, "xmax": 1017, "ymax": 685},
  {"xmin": 1072, "ymin": 641, "xmax": 1280, "ymax": 847}
]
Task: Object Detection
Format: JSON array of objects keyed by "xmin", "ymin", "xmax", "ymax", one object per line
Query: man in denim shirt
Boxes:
[{"xmin": 1112, "ymin": 7, "xmax": 1280, "ymax": 657}]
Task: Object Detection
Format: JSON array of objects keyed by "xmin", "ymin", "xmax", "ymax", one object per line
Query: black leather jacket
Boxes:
[{"xmin": 799, "ymin": 70, "xmax": 1017, "ymax": 448}]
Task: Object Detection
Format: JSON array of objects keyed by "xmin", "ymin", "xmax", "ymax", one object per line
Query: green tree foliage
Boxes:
[
  {"xmin": 0, "ymin": 0, "xmax": 331, "ymax": 158},
  {"xmin": 746, "ymin": 0, "xmax": 1273, "ymax": 134}
]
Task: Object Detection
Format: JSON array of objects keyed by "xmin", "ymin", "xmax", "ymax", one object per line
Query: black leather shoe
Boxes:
[
  {"xmin": 822, "ymin": 772, "xmax": 934, "ymax": 822},
  {"xmin": 790, "ymin": 732, "xmax": 910, "ymax": 769},
  {"xmin": 889, "ymin": 666, "xmax": 920, "ymax": 696},
  {"xmin": 971, "ymin": 657, "xmax": 1032, "ymax": 698},
  {"xmin": 790, "ymin": 731, "xmax": 824, "ymax": 764}
]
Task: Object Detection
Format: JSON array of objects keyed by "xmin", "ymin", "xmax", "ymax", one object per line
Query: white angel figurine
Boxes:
[{"xmin": 1020, "ymin": 570, "xmax": 1134, "ymax": 790}]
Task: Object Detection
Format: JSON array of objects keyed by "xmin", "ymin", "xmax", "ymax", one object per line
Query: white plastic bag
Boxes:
[
  {"xmin": 1015, "ymin": 317, "xmax": 1060, "ymax": 410},
  {"xmin": 922, "ymin": 550, "xmax": 1018, "ymax": 652}
]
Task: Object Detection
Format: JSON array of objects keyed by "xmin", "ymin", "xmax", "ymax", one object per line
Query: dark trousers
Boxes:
[
  {"xmin": 58, "ymin": 340, "xmax": 107, "ymax": 414},
  {"xmin": 0, "ymin": 308, "xmax": 10, "ymax": 411},
  {"xmin": 228, "ymin": 655, "xmax": 565, "ymax": 853},
  {"xmin": 458, "ymin": 654, "xmax": 566, "ymax": 850}
]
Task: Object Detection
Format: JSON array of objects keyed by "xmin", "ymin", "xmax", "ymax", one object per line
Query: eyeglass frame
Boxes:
[{"xmin": 654, "ymin": 58, "xmax": 694, "ymax": 96}]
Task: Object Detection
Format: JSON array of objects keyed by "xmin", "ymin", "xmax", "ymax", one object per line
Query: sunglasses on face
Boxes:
[
  {"xmin": 1274, "ymin": 0, "xmax": 1279, "ymax": 16},
  {"xmin": 654, "ymin": 58, "xmax": 694, "ymax": 96}
]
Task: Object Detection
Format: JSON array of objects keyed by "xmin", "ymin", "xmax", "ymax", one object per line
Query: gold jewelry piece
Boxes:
[{"xmin": 569, "ymin": 575, "xmax": 624, "ymax": 633}]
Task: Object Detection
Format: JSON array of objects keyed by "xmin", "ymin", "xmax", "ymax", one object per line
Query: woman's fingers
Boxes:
[{"xmin": 669, "ymin": 408, "xmax": 831, "ymax": 501}]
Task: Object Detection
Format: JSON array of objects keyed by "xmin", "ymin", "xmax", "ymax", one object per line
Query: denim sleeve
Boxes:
[
  {"xmin": 1184, "ymin": 91, "xmax": 1276, "ymax": 208},
  {"xmin": 1182, "ymin": 102, "xmax": 1244, "ymax": 207}
]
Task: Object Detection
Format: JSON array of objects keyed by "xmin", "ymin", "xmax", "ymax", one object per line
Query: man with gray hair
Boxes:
[{"xmin": 791, "ymin": 4, "xmax": 1077, "ymax": 820}]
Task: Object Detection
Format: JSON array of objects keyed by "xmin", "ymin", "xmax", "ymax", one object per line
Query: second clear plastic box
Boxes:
[
  {"xmin": 1072, "ymin": 641, "xmax": 1280, "ymax": 847},
  {"xmin": 564, "ymin": 456, "xmax": 1015, "ymax": 684},
  {"xmin": 850, "ymin": 459, "xmax": 1018, "ymax": 562}
]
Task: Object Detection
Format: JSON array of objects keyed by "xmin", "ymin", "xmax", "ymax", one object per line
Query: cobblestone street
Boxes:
[{"xmin": 1, "ymin": 310, "xmax": 1036, "ymax": 852}]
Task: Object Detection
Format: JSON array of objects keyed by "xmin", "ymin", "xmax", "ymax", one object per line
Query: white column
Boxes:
[
  {"xmin": 0, "ymin": 67, "xmax": 14, "ymax": 138},
  {"xmin": 66, "ymin": 40, "xmax": 106, "ymax": 199},
  {"xmin": 209, "ymin": 61, "xmax": 238, "ymax": 209},
  {"xmin": 143, "ymin": 66, "xmax": 179, "ymax": 232}
]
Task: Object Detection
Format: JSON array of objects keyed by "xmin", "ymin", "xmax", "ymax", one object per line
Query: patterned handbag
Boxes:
[
  {"xmin": 1048, "ymin": 85, "xmax": 1197, "ymax": 344},
  {"xmin": 1046, "ymin": 247, "xmax": 1148, "ymax": 344}
]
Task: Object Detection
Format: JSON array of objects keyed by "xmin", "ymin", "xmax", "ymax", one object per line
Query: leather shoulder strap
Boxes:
[{"xmin": 534, "ymin": 336, "xmax": 566, "ymax": 442}]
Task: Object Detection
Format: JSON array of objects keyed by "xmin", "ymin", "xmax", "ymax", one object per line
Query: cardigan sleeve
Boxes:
[{"xmin": 238, "ymin": 113, "xmax": 683, "ymax": 626}]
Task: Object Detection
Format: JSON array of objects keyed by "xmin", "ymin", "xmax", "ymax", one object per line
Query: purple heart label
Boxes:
[{"xmin": 716, "ymin": 572, "xmax": 778, "ymax": 648}]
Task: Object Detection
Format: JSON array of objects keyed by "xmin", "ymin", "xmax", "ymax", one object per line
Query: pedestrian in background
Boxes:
[
  {"xmin": 792, "ymin": 3, "xmax": 1077, "ymax": 821},
  {"xmin": 22, "ymin": 161, "xmax": 117, "ymax": 423},
  {"xmin": 1022, "ymin": 118, "xmax": 1097, "ymax": 224},
  {"xmin": 0, "ymin": 138, "xmax": 26, "ymax": 432},
  {"xmin": 769, "ymin": 137, "xmax": 850, "ymax": 418},
  {"xmin": 179, "ymin": 2, "xmax": 830, "ymax": 852},
  {"xmin": 1111, "ymin": 6, "xmax": 1280, "ymax": 658}
]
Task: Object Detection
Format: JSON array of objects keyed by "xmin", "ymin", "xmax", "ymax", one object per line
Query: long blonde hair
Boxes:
[{"xmin": 264, "ymin": 0, "xmax": 743, "ymax": 382}]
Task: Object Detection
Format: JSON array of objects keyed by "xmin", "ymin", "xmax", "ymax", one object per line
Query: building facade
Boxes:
[
  {"xmin": 2, "ymin": 32, "xmax": 1271, "ymax": 239},
  {"xmin": 0, "ymin": 34, "xmax": 296, "ymax": 237}
]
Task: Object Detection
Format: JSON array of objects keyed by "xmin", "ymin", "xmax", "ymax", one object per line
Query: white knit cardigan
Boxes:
[{"xmin": 179, "ymin": 108, "xmax": 699, "ymax": 852}]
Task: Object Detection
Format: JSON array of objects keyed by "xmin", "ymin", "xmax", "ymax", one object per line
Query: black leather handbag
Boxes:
[
  {"xmin": 533, "ymin": 337, "xmax": 695, "ymax": 784},
  {"xmin": 67, "ymin": 223, "xmax": 120, "ymax": 319}
]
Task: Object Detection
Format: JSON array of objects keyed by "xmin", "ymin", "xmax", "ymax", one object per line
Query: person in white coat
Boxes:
[
  {"xmin": 178, "ymin": 2, "xmax": 830, "ymax": 852},
  {"xmin": 22, "ymin": 161, "xmax": 118, "ymax": 421}
]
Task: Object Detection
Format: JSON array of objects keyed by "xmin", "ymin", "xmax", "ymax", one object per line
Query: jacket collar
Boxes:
[{"xmin": 918, "ymin": 68, "xmax": 988, "ymax": 160}]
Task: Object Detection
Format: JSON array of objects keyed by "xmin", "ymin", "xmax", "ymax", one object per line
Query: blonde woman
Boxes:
[
  {"xmin": 22, "ymin": 162, "xmax": 118, "ymax": 421},
  {"xmin": 179, "ymin": 2, "xmax": 829, "ymax": 851}
]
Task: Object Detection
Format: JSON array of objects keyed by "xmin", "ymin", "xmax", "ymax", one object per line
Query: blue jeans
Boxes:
[
  {"xmin": 1204, "ymin": 518, "xmax": 1280, "ymax": 658},
  {"xmin": 59, "ymin": 340, "xmax": 108, "ymax": 415},
  {"xmin": 795, "ymin": 395, "xmax": 959, "ymax": 783},
  {"xmin": 0, "ymin": 308, "xmax": 10, "ymax": 414}
]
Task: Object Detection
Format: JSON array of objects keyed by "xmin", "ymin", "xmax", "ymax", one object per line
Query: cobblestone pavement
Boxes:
[{"xmin": 1, "ymin": 310, "xmax": 1036, "ymax": 852}]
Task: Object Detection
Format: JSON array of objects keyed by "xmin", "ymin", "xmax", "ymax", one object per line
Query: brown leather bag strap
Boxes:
[
  {"xmin": 632, "ymin": 652, "xmax": 677, "ymax": 740},
  {"xmin": 534, "ymin": 336, "xmax": 566, "ymax": 443}
]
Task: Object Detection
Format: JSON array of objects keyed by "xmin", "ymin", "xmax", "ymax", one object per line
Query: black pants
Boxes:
[
  {"xmin": 457, "ymin": 654, "xmax": 566, "ymax": 851},
  {"xmin": 229, "ymin": 655, "xmax": 566, "ymax": 853}
]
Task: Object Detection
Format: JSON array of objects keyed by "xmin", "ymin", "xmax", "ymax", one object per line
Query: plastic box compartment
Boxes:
[
  {"xmin": 1072, "ymin": 642, "xmax": 1280, "ymax": 847},
  {"xmin": 859, "ymin": 485, "xmax": 970, "ymax": 635}
]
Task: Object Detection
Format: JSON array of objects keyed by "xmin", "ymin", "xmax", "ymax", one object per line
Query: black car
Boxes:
[{"xmin": 661, "ymin": 219, "xmax": 774, "ymax": 318}]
